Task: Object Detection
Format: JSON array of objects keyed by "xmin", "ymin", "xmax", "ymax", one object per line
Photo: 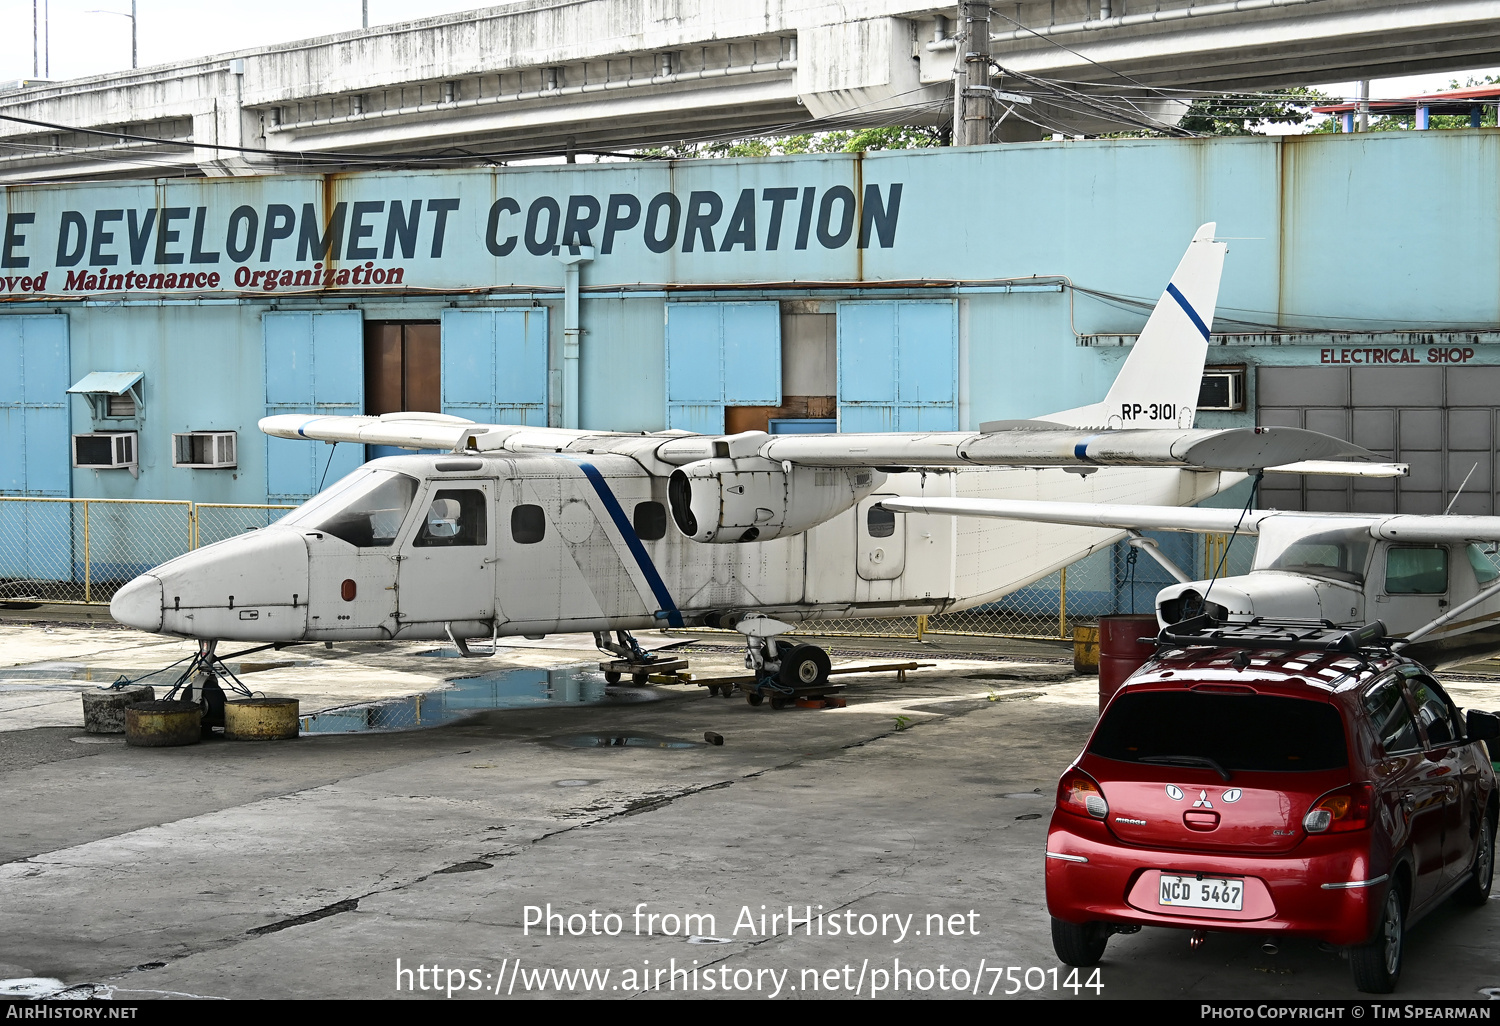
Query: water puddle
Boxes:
[{"xmin": 300, "ymin": 665, "xmax": 657, "ymax": 734}]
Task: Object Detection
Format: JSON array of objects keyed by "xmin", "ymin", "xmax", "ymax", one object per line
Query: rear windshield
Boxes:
[{"xmin": 1091, "ymin": 691, "xmax": 1348, "ymax": 772}]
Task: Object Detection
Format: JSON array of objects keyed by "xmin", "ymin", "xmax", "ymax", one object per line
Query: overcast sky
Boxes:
[{"xmin": 2, "ymin": 1, "xmax": 1496, "ymax": 117}]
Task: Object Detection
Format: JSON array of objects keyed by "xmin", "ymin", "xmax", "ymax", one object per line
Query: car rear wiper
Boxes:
[{"xmin": 1138, "ymin": 755, "xmax": 1233, "ymax": 782}]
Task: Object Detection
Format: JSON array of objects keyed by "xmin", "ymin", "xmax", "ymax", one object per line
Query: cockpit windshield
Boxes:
[
  {"xmin": 281, "ymin": 471, "xmax": 419, "ymax": 547},
  {"xmin": 1253, "ymin": 521, "xmax": 1371, "ymax": 585}
]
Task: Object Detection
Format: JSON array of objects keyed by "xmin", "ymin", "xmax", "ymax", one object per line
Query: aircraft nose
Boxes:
[{"xmin": 111, "ymin": 574, "xmax": 164, "ymax": 633}]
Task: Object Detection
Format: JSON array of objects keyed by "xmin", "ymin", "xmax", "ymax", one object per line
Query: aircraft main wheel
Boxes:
[
  {"xmin": 604, "ymin": 671, "xmax": 621, "ymax": 684},
  {"xmin": 746, "ymin": 693, "xmax": 764, "ymax": 707},
  {"xmin": 778, "ymin": 645, "xmax": 831, "ymax": 689}
]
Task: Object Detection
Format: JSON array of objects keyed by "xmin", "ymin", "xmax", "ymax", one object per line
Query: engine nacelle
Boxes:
[{"xmin": 668, "ymin": 457, "xmax": 883, "ymax": 543}]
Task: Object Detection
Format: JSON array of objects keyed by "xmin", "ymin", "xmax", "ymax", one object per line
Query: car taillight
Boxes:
[
  {"xmin": 1302, "ymin": 784, "xmax": 1373, "ymax": 834},
  {"xmin": 1058, "ymin": 769, "xmax": 1109, "ymax": 820}
]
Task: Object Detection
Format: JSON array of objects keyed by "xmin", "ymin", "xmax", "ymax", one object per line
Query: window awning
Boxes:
[{"xmin": 67, "ymin": 371, "xmax": 143, "ymax": 395}]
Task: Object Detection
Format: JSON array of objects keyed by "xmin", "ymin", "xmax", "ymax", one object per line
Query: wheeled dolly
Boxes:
[{"xmin": 594, "ymin": 629, "xmax": 688, "ymax": 685}]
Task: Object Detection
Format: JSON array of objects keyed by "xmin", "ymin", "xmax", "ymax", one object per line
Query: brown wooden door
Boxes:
[{"xmin": 365, "ymin": 322, "xmax": 441, "ymax": 415}]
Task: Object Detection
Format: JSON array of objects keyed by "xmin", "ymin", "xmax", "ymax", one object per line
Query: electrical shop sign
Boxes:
[
  {"xmin": 1319, "ymin": 346, "xmax": 1477, "ymax": 365},
  {"xmin": 0, "ymin": 168, "xmax": 905, "ymax": 297}
]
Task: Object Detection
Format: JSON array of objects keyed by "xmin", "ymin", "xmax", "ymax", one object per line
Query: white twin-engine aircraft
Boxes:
[{"xmin": 110, "ymin": 224, "xmax": 1400, "ymax": 687}]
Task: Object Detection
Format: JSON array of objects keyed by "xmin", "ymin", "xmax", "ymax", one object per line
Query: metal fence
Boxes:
[{"xmin": 0, "ymin": 497, "xmax": 296, "ymax": 605}]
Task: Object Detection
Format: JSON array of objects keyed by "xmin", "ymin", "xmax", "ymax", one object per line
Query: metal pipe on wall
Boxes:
[{"xmin": 557, "ymin": 246, "xmax": 595, "ymax": 430}]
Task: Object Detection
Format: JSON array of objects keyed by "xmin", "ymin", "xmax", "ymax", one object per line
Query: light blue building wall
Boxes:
[{"xmin": 0, "ymin": 130, "xmax": 1496, "ymax": 508}]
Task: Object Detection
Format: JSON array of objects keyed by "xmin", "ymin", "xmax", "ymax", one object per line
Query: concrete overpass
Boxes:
[{"xmin": 0, "ymin": 0, "xmax": 1497, "ymax": 183}]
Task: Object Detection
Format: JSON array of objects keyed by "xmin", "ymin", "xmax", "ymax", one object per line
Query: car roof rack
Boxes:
[{"xmin": 1157, "ymin": 615, "xmax": 1392, "ymax": 656}]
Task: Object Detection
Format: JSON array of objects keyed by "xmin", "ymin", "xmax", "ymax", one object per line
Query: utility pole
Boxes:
[
  {"xmin": 32, "ymin": 0, "xmax": 38, "ymax": 77},
  {"xmin": 1356, "ymin": 79, "xmax": 1370, "ymax": 132},
  {"xmin": 363, "ymin": 1, "xmax": 369, "ymax": 29},
  {"xmin": 960, "ymin": 2, "xmax": 993, "ymax": 146},
  {"xmin": 131, "ymin": 0, "xmax": 137, "ymax": 70}
]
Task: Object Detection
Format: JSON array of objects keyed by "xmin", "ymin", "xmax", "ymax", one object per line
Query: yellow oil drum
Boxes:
[
  {"xmin": 224, "ymin": 698, "xmax": 300, "ymax": 741},
  {"xmin": 1072, "ymin": 625, "xmax": 1100, "ymax": 674},
  {"xmin": 124, "ymin": 700, "xmax": 202, "ymax": 747}
]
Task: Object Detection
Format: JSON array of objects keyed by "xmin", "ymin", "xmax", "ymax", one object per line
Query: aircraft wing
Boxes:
[
  {"xmin": 875, "ymin": 497, "xmax": 1276, "ymax": 534},
  {"xmin": 261, "ymin": 413, "xmax": 1399, "ymax": 475},
  {"xmin": 1372, "ymin": 516, "xmax": 1500, "ymax": 543}
]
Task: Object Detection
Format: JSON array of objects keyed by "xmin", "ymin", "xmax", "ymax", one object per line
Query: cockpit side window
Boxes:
[
  {"xmin": 1467, "ymin": 543, "xmax": 1499, "ymax": 585},
  {"xmin": 1385, "ymin": 546, "xmax": 1448, "ymax": 595},
  {"xmin": 413, "ymin": 489, "xmax": 488, "ymax": 547},
  {"xmin": 301, "ymin": 472, "xmax": 418, "ymax": 548}
]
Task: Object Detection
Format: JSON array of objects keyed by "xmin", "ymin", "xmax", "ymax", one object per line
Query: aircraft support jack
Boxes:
[{"xmin": 595, "ymin": 630, "xmax": 687, "ymax": 685}]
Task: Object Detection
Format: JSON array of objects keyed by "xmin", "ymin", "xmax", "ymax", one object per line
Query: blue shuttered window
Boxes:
[
  {"xmin": 837, "ymin": 301, "xmax": 958, "ymax": 432},
  {"xmin": 440, "ymin": 308, "xmax": 549, "ymax": 425},
  {"xmin": 665, "ymin": 302, "xmax": 780, "ymax": 434},
  {"xmin": 264, "ymin": 311, "xmax": 365, "ymax": 501},
  {"xmin": 0, "ymin": 315, "xmax": 71, "ymax": 496}
]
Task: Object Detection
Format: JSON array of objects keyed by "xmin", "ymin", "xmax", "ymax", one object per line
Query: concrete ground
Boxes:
[{"xmin": 0, "ymin": 612, "xmax": 1497, "ymax": 1002}]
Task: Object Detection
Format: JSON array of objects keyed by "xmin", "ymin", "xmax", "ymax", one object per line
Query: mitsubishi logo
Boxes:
[{"xmin": 1193, "ymin": 790, "xmax": 1213, "ymax": 808}]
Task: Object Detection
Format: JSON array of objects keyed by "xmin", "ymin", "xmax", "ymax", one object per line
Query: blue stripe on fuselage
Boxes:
[{"xmin": 571, "ymin": 460, "xmax": 684, "ymax": 628}]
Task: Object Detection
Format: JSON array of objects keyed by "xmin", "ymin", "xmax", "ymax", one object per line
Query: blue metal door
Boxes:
[
  {"xmin": 440, "ymin": 308, "xmax": 548, "ymax": 425},
  {"xmin": 264, "ymin": 310, "xmax": 365, "ymax": 501},
  {"xmin": 665, "ymin": 302, "xmax": 779, "ymax": 433},
  {"xmin": 837, "ymin": 301, "xmax": 957, "ymax": 432}
]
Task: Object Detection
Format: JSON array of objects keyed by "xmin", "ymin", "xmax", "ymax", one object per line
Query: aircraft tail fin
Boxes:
[{"xmin": 1048, "ymin": 223, "xmax": 1227, "ymax": 430}]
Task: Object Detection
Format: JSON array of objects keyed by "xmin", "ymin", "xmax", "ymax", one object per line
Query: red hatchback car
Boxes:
[{"xmin": 1046, "ymin": 618, "xmax": 1499, "ymax": 994}]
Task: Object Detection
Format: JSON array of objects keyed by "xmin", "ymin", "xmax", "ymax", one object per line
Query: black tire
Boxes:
[
  {"xmin": 1456, "ymin": 809, "xmax": 1497, "ymax": 907},
  {"xmin": 778, "ymin": 645, "xmax": 831, "ymax": 689},
  {"xmin": 1350, "ymin": 884, "xmax": 1404, "ymax": 994},
  {"xmin": 746, "ymin": 693, "xmax": 764, "ymax": 707},
  {"xmin": 603, "ymin": 671, "xmax": 621, "ymax": 684},
  {"xmin": 1050, "ymin": 918, "xmax": 1109, "ymax": 966},
  {"xmin": 632, "ymin": 672, "xmax": 649, "ymax": 685},
  {"xmin": 770, "ymin": 695, "xmax": 789, "ymax": 710}
]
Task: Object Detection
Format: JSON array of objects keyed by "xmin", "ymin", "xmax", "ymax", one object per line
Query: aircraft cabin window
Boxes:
[
  {"xmin": 634, "ymin": 501, "xmax": 667, "ymax": 541},
  {"xmin": 1385, "ymin": 546, "xmax": 1448, "ymax": 595},
  {"xmin": 1468, "ymin": 544, "xmax": 1500, "ymax": 585},
  {"xmin": 867, "ymin": 506, "xmax": 896, "ymax": 539},
  {"xmin": 1257, "ymin": 527, "xmax": 1370, "ymax": 585},
  {"xmin": 512, "ymin": 504, "xmax": 546, "ymax": 544},
  {"xmin": 414, "ymin": 490, "xmax": 488, "ymax": 547},
  {"xmin": 302, "ymin": 472, "xmax": 418, "ymax": 548}
]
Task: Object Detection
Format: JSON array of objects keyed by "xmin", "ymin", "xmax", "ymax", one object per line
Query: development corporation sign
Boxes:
[{"xmin": 0, "ymin": 166, "xmax": 905, "ymax": 298}]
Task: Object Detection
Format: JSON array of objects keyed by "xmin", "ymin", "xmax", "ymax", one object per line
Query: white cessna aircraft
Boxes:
[
  {"xmin": 110, "ymin": 224, "xmax": 1399, "ymax": 693},
  {"xmin": 877, "ymin": 495, "xmax": 1500, "ymax": 670}
]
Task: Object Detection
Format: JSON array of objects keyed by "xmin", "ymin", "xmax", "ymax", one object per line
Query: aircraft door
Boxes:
[
  {"xmin": 1373, "ymin": 544, "xmax": 1450, "ymax": 640},
  {"xmin": 857, "ymin": 496, "xmax": 905, "ymax": 581},
  {"xmin": 394, "ymin": 482, "xmax": 497, "ymax": 633}
]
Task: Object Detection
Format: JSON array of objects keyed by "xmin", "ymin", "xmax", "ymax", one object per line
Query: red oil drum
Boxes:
[{"xmin": 1097, "ymin": 614, "xmax": 1161, "ymax": 713}]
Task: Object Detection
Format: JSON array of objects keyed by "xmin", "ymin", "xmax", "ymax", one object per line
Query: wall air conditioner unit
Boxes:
[
  {"xmin": 172, "ymin": 431, "xmax": 237, "ymax": 469},
  {"xmin": 73, "ymin": 432, "xmax": 138, "ymax": 478},
  {"xmin": 1197, "ymin": 366, "xmax": 1247, "ymax": 412}
]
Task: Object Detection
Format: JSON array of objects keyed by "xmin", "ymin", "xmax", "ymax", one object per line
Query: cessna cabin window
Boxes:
[
  {"xmin": 633, "ymin": 501, "xmax": 667, "ymax": 541},
  {"xmin": 414, "ymin": 490, "xmax": 488, "ymax": 547},
  {"xmin": 294, "ymin": 471, "xmax": 417, "ymax": 547},
  {"xmin": 512, "ymin": 504, "xmax": 546, "ymax": 544},
  {"xmin": 867, "ymin": 506, "xmax": 896, "ymax": 539},
  {"xmin": 1253, "ymin": 523, "xmax": 1370, "ymax": 585},
  {"xmin": 1385, "ymin": 546, "xmax": 1448, "ymax": 595},
  {"xmin": 1468, "ymin": 544, "xmax": 1499, "ymax": 585}
]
